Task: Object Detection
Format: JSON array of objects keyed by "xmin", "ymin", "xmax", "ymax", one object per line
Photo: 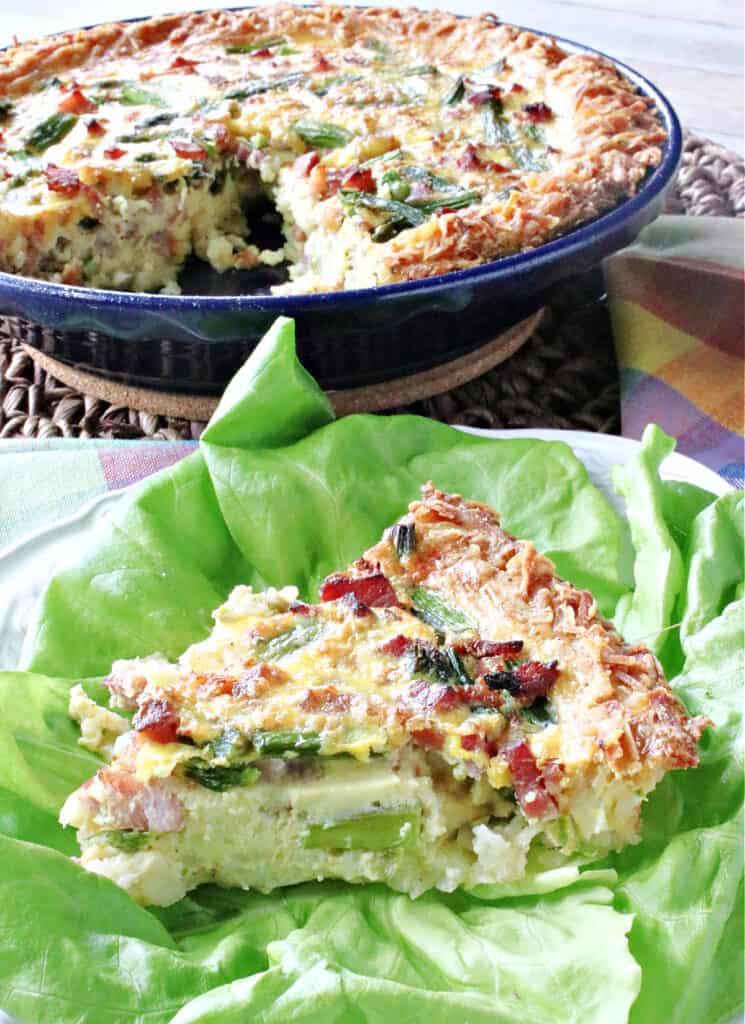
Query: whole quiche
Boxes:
[{"xmin": 0, "ymin": 5, "xmax": 666, "ymax": 294}]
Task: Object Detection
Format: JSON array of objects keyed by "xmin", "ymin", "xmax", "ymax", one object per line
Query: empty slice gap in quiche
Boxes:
[
  {"xmin": 0, "ymin": 5, "xmax": 666, "ymax": 294},
  {"xmin": 60, "ymin": 485, "xmax": 708, "ymax": 906}
]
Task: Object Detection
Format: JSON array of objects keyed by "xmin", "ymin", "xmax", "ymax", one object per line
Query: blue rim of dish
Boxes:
[{"xmin": 0, "ymin": 12, "xmax": 682, "ymax": 314}]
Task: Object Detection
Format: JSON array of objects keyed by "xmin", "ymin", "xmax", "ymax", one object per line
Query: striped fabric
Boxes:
[
  {"xmin": 0, "ymin": 439, "xmax": 196, "ymax": 551},
  {"xmin": 605, "ymin": 215, "xmax": 744, "ymax": 488}
]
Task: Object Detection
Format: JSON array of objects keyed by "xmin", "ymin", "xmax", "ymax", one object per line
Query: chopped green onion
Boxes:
[
  {"xmin": 381, "ymin": 170, "xmax": 411, "ymax": 202},
  {"xmin": 97, "ymin": 830, "xmax": 152, "ymax": 852},
  {"xmin": 371, "ymin": 218, "xmax": 411, "ymax": 242},
  {"xmin": 442, "ymin": 75, "xmax": 465, "ymax": 105},
  {"xmin": 392, "ymin": 522, "xmax": 416, "ymax": 558},
  {"xmin": 363, "ymin": 37, "xmax": 392, "ymax": 59},
  {"xmin": 136, "ymin": 111, "xmax": 176, "ymax": 130},
  {"xmin": 396, "ymin": 166, "xmax": 479, "ymax": 211},
  {"xmin": 340, "ymin": 190, "xmax": 425, "ymax": 227},
  {"xmin": 310, "ymin": 73, "xmax": 364, "ymax": 98},
  {"xmin": 207, "ymin": 727, "xmax": 247, "ymax": 760},
  {"xmin": 226, "ymin": 72, "xmax": 305, "ymax": 100},
  {"xmin": 225, "ymin": 36, "xmax": 286, "ymax": 54},
  {"xmin": 118, "ymin": 132, "xmax": 169, "ymax": 143},
  {"xmin": 410, "ymin": 588, "xmax": 474, "ymax": 633},
  {"xmin": 409, "ymin": 640, "xmax": 471, "ymax": 686},
  {"xmin": 134, "ymin": 153, "xmax": 159, "ymax": 163},
  {"xmin": 522, "ymin": 698, "xmax": 556, "ymax": 727},
  {"xmin": 341, "ymin": 185, "xmax": 477, "ymax": 241},
  {"xmin": 399, "ymin": 165, "xmax": 457, "ymax": 191},
  {"xmin": 482, "ymin": 99, "xmax": 507, "ymax": 146},
  {"xmin": 293, "ymin": 119, "xmax": 352, "ymax": 149},
  {"xmin": 7, "ymin": 148, "xmax": 37, "ymax": 162},
  {"xmin": 360, "ymin": 147, "xmax": 407, "ymax": 167},
  {"xmin": 483, "ymin": 104, "xmax": 548, "ymax": 171},
  {"xmin": 26, "ymin": 112, "xmax": 77, "ymax": 153},
  {"xmin": 409, "ymin": 190, "xmax": 479, "ymax": 215},
  {"xmin": 120, "ymin": 84, "xmax": 167, "ymax": 107},
  {"xmin": 303, "ymin": 808, "xmax": 419, "ymax": 851},
  {"xmin": 253, "ymin": 730, "xmax": 321, "ymax": 756},
  {"xmin": 444, "ymin": 647, "xmax": 472, "ymax": 687},
  {"xmin": 256, "ymin": 618, "xmax": 323, "ymax": 661},
  {"xmin": 401, "ymin": 64, "xmax": 439, "ymax": 76},
  {"xmin": 509, "ymin": 144, "xmax": 547, "ymax": 172},
  {"xmin": 185, "ymin": 759, "xmax": 260, "ymax": 791},
  {"xmin": 8, "ymin": 168, "xmax": 39, "ymax": 189}
]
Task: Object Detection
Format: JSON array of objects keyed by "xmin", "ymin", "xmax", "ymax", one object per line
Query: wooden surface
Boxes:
[{"xmin": 1, "ymin": 0, "xmax": 742, "ymax": 154}]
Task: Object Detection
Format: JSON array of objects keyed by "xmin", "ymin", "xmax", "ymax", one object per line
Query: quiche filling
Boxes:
[
  {"xmin": 60, "ymin": 485, "xmax": 707, "ymax": 907},
  {"xmin": 0, "ymin": 5, "xmax": 666, "ymax": 294}
]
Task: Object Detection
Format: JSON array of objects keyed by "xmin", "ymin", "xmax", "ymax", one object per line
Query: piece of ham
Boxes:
[{"xmin": 61, "ymin": 768, "xmax": 185, "ymax": 834}]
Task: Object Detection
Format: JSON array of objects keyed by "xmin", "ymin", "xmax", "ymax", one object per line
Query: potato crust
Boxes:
[{"xmin": 356, "ymin": 483, "xmax": 709, "ymax": 790}]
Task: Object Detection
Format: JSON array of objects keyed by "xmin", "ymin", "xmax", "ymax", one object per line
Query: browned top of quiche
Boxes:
[{"xmin": 0, "ymin": 5, "xmax": 665, "ymax": 295}]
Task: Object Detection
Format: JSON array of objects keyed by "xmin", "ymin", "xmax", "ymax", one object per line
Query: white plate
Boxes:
[{"xmin": 0, "ymin": 429, "xmax": 731, "ymax": 672}]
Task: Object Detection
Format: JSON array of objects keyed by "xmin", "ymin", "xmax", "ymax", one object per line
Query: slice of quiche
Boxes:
[{"xmin": 60, "ymin": 485, "xmax": 708, "ymax": 906}]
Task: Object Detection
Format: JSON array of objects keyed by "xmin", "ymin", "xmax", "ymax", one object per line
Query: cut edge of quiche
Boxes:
[{"xmin": 60, "ymin": 484, "xmax": 709, "ymax": 906}]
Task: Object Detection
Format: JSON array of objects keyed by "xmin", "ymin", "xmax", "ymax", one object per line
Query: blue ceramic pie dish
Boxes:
[{"xmin": 0, "ymin": 22, "xmax": 682, "ymax": 393}]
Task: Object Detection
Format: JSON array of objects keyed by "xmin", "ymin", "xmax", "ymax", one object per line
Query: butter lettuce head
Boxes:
[{"xmin": 1, "ymin": 318, "xmax": 742, "ymax": 1024}]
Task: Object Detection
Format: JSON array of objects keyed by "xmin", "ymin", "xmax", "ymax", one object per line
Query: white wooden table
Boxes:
[{"xmin": 1, "ymin": 0, "xmax": 742, "ymax": 153}]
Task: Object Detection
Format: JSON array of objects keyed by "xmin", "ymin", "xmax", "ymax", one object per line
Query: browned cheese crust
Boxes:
[{"xmin": 351, "ymin": 483, "xmax": 708, "ymax": 792}]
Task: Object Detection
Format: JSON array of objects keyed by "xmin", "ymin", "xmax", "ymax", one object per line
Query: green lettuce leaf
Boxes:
[
  {"xmin": 0, "ymin": 318, "xmax": 740, "ymax": 1024},
  {"xmin": 0, "ymin": 671, "xmax": 101, "ymax": 854},
  {"xmin": 618, "ymin": 814, "xmax": 743, "ymax": 1024},
  {"xmin": 201, "ymin": 317, "xmax": 335, "ymax": 450},
  {"xmin": 612, "ymin": 424, "xmax": 685, "ymax": 667},
  {"xmin": 166, "ymin": 883, "xmax": 639, "ymax": 1024},
  {"xmin": 0, "ymin": 843, "xmax": 639, "ymax": 1024},
  {"xmin": 0, "ymin": 834, "xmax": 275, "ymax": 1024},
  {"xmin": 606, "ymin": 499, "xmax": 744, "ymax": 1023},
  {"xmin": 634, "ymin": 598, "xmax": 744, "ymax": 844},
  {"xmin": 681, "ymin": 491, "xmax": 744, "ymax": 645}
]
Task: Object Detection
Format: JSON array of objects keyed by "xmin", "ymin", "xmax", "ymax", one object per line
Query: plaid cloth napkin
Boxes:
[
  {"xmin": 604, "ymin": 214, "xmax": 744, "ymax": 489},
  {"xmin": 0, "ymin": 215, "xmax": 741, "ymax": 552},
  {"xmin": 0, "ymin": 439, "xmax": 196, "ymax": 551}
]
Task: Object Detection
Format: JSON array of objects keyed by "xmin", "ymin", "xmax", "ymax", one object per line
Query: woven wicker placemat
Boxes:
[{"xmin": 1, "ymin": 131, "xmax": 741, "ymax": 441}]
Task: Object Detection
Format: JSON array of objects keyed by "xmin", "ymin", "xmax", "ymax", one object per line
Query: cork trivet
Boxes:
[{"xmin": 22, "ymin": 309, "xmax": 544, "ymax": 420}]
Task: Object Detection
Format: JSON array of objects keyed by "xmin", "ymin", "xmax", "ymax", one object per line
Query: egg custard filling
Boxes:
[
  {"xmin": 60, "ymin": 485, "xmax": 708, "ymax": 907},
  {"xmin": 0, "ymin": 5, "xmax": 665, "ymax": 294}
]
